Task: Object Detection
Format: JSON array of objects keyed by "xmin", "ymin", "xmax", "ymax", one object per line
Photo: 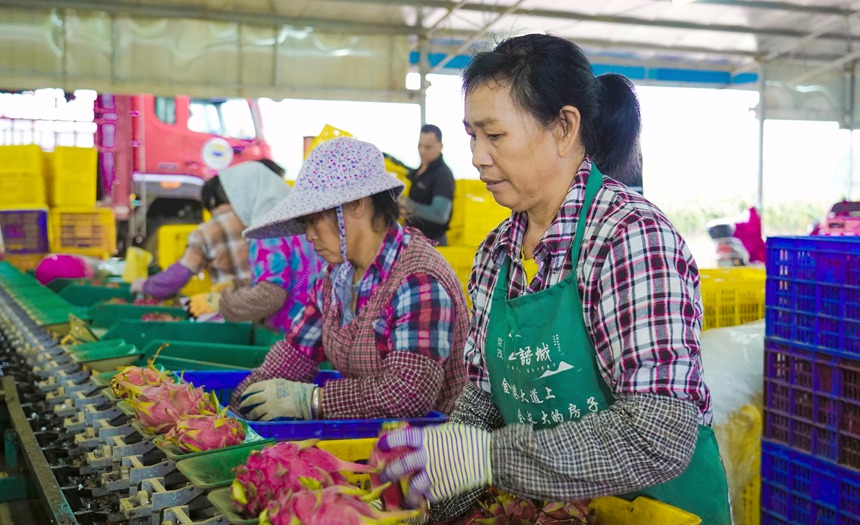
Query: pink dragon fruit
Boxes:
[
  {"xmin": 125, "ymin": 382, "xmax": 218, "ymax": 434},
  {"xmin": 259, "ymin": 480, "xmax": 417, "ymax": 525},
  {"xmin": 110, "ymin": 363, "xmax": 171, "ymax": 400},
  {"xmin": 231, "ymin": 440, "xmax": 375, "ymax": 517},
  {"xmin": 163, "ymin": 413, "xmax": 246, "ymax": 453}
]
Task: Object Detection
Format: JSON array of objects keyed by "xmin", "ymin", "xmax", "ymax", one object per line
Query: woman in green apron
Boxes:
[{"xmin": 379, "ymin": 34, "xmax": 731, "ymax": 524}]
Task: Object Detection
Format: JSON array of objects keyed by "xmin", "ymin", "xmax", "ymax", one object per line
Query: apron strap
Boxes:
[{"xmin": 570, "ymin": 164, "xmax": 604, "ymax": 262}]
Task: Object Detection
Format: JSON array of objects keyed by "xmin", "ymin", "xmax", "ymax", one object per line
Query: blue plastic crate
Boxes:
[
  {"xmin": 766, "ymin": 236, "xmax": 860, "ymax": 287},
  {"xmin": 766, "ymin": 236, "xmax": 860, "ymax": 357},
  {"xmin": 180, "ymin": 370, "xmax": 448, "ymax": 441},
  {"xmin": 763, "ymin": 339, "xmax": 860, "ymax": 470},
  {"xmin": 762, "ymin": 440, "xmax": 860, "ymax": 524},
  {"xmin": 0, "ymin": 207, "xmax": 49, "ymax": 254}
]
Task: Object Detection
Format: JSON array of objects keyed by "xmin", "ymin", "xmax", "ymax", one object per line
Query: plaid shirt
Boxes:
[
  {"xmin": 230, "ymin": 225, "xmax": 467, "ymax": 419},
  {"xmin": 431, "ymin": 158, "xmax": 711, "ymax": 518},
  {"xmin": 465, "ymin": 159, "xmax": 710, "ymax": 422},
  {"xmin": 290, "ymin": 225, "xmax": 455, "ymax": 362},
  {"xmin": 180, "ymin": 205, "xmax": 250, "ymax": 284}
]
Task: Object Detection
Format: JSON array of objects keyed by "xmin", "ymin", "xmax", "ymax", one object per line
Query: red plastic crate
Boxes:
[{"xmin": 764, "ymin": 340, "xmax": 860, "ymax": 470}]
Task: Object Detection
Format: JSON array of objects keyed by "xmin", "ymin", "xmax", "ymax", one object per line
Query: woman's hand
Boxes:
[
  {"xmin": 238, "ymin": 378, "xmax": 316, "ymax": 420},
  {"xmin": 130, "ymin": 278, "xmax": 147, "ymax": 294},
  {"xmin": 378, "ymin": 423, "xmax": 493, "ymax": 508}
]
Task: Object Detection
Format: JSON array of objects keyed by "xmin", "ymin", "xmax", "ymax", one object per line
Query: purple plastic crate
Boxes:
[
  {"xmin": 0, "ymin": 208, "xmax": 49, "ymax": 254},
  {"xmin": 762, "ymin": 440, "xmax": 860, "ymax": 525},
  {"xmin": 764, "ymin": 339, "xmax": 860, "ymax": 470},
  {"xmin": 181, "ymin": 369, "xmax": 448, "ymax": 441},
  {"xmin": 766, "ymin": 236, "xmax": 860, "ymax": 357}
]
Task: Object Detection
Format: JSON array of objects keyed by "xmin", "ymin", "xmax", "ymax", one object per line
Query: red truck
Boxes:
[
  {"xmin": 95, "ymin": 94, "xmax": 271, "ymax": 252},
  {"xmin": 0, "ymin": 90, "xmax": 271, "ymax": 254}
]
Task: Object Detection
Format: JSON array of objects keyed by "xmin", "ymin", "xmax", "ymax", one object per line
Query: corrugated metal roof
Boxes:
[{"xmin": 0, "ymin": 0, "xmax": 858, "ymax": 96}]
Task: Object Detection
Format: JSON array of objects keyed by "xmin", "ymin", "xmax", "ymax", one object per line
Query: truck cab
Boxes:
[{"xmin": 95, "ymin": 94, "xmax": 271, "ymax": 251}]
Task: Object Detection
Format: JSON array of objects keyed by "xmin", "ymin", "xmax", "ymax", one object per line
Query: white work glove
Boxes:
[
  {"xmin": 237, "ymin": 378, "xmax": 316, "ymax": 421},
  {"xmin": 379, "ymin": 424, "xmax": 493, "ymax": 509}
]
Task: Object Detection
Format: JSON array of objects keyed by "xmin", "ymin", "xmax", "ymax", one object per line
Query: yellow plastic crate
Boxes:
[
  {"xmin": 0, "ymin": 145, "xmax": 46, "ymax": 206},
  {"xmin": 436, "ymin": 245, "xmax": 476, "ymax": 299},
  {"xmin": 459, "ymin": 180, "xmax": 510, "ymax": 247},
  {"xmin": 589, "ymin": 496, "xmax": 701, "ymax": 524},
  {"xmin": 311, "ymin": 438, "xmax": 376, "ymax": 489},
  {"xmin": 699, "ymin": 268, "xmax": 766, "ymax": 331},
  {"xmin": 46, "ymin": 147, "xmax": 97, "ymax": 207},
  {"xmin": 4, "ymin": 252, "xmax": 46, "ymax": 271},
  {"xmin": 49, "ymin": 207, "xmax": 116, "ymax": 259},
  {"xmin": 742, "ymin": 475, "xmax": 760, "ymax": 525},
  {"xmin": 156, "ymin": 224, "xmax": 199, "ymax": 270}
]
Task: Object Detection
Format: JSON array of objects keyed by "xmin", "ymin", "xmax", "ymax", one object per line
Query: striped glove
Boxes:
[{"xmin": 378, "ymin": 423, "xmax": 492, "ymax": 509}]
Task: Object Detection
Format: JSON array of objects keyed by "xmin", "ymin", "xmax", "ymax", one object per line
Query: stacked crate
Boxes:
[
  {"xmin": 0, "ymin": 145, "xmax": 50, "ymax": 270},
  {"xmin": 0, "ymin": 145, "xmax": 114, "ymax": 270},
  {"xmin": 762, "ymin": 236, "xmax": 860, "ymax": 524}
]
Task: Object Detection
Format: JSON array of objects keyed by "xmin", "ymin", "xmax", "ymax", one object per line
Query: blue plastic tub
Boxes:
[
  {"xmin": 762, "ymin": 440, "xmax": 860, "ymax": 524},
  {"xmin": 180, "ymin": 369, "xmax": 448, "ymax": 441}
]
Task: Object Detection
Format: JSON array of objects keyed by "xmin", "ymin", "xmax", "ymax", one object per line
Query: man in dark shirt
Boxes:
[{"xmin": 404, "ymin": 124, "xmax": 455, "ymax": 245}]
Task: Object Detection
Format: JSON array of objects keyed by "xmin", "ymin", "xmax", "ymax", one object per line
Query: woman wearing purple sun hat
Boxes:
[{"xmin": 232, "ymin": 136, "xmax": 468, "ymax": 422}]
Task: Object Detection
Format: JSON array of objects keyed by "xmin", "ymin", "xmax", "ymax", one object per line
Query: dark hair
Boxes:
[
  {"xmin": 369, "ymin": 190, "xmax": 400, "ymax": 228},
  {"xmin": 420, "ymin": 124, "xmax": 443, "ymax": 142},
  {"xmin": 462, "ymin": 34, "xmax": 641, "ymax": 181},
  {"xmin": 201, "ymin": 176, "xmax": 229, "ymax": 212},
  {"xmin": 257, "ymin": 158, "xmax": 285, "ymax": 177}
]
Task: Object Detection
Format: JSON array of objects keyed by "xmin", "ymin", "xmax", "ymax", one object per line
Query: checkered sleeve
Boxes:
[
  {"xmin": 179, "ymin": 228, "xmax": 208, "ymax": 274},
  {"xmin": 320, "ymin": 273, "xmax": 455, "ymax": 419},
  {"xmin": 491, "ymin": 393, "xmax": 699, "ymax": 501},
  {"xmin": 320, "ymin": 351, "xmax": 444, "ymax": 419},
  {"xmin": 588, "ymin": 212, "xmax": 710, "ymax": 420},
  {"xmin": 228, "ymin": 278, "xmax": 327, "ymax": 408}
]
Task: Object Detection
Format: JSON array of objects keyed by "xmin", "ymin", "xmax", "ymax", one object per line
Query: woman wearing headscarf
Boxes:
[
  {"xmin": 187, "ymin": 162, "xmax": 323, "ymax": 331},
  {"xmin": 231, "ymin": 137, "xmax": 468, "ymax": 420},
  {"xmin": 130, "ymin": 167, "xmax": 251, "ymax": 298}
]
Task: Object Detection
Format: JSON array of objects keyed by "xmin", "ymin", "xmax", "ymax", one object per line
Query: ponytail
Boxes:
[{"xmin": 588, "ymin": 74, "xmax": 642, "ymax": 183}]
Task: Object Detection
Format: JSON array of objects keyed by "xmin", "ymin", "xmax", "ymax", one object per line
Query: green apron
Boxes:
[{"xmin": 483, "ymin": 166, "xmax": 731, "ymax": 524}]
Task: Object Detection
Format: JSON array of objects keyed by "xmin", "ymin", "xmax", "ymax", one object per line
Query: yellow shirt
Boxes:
[{"xmin": 521, "ymin": 252, "xmax": 539, "ymax": 284}]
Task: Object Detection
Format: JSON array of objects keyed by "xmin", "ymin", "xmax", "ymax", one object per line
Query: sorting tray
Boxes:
[{"xmin": 175, "ymin": 440, "xmax": 274, "ymax": 489}]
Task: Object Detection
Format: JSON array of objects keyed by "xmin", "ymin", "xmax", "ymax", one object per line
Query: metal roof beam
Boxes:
[
  {"xmin": 0, "ymin": 0, "xmax": 437, "ymax": 36},
  {"xmin": 329, "ymin": 0, "xmax": 860, "ymax": 43},
  {"xmin": 428, "ymin": 0, "xmax": 527, "ymax": 74},
  {"xmin": 675, "ymin": 0, "xmax": 853, "ymax": 17}
]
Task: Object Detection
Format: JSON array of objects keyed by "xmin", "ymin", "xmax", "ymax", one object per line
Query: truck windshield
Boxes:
[{"xmin": 188, "ymin": 98, "xmax": 256, "ymax": 141}]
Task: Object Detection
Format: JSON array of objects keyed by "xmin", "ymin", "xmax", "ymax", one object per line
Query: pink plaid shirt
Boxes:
[{"xmin": 464, "ymin": 158, "xmax": 711, "ymax": 424}]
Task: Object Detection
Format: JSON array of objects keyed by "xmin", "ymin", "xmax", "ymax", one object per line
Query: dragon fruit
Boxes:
[
  {"xmin": 141, "ymin": 313, "xmax": 183, "ymax": 322},
  {"xmin": 259, "ymin": 480, "xmax": 418, "ymax": 525},
  {"xmin": 124, "ymin": 381, "xmax": 218, "ymax": 434},
  {"xmin": 163, "ymin": 412, "xmax": 246, "ymax": 453},
  {"xmin": 231, "ymin": 439, "xmax": 376, "ymax": 517},
  {"xmin": 109, "ymin": 363, "xmax": 171, "ymax": 400},
  {"xmin": 457, "ymin": 488, "xmax": 593, "ymax": 525}
]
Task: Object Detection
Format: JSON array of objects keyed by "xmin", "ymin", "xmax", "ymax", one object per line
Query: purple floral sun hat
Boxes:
[{"xmin": 244, "ymin": 137, "xmax": 405, "ymax": 240}]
